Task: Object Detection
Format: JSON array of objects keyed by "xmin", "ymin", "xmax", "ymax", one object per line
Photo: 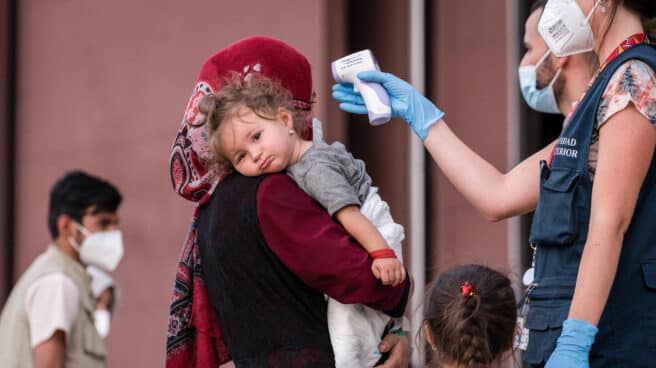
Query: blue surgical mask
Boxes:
[{"xmin": 518, "ymin": 50, "xmax": 562, "ymax": 114}]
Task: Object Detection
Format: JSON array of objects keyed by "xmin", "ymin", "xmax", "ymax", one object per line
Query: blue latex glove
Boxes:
[
  {"xmin": 545, "ymin": 318, "xmax": 598, "ymax": 368},
  {"xmin": 332, "ymin": 71, "xmax": 444, "ymax": 141}
]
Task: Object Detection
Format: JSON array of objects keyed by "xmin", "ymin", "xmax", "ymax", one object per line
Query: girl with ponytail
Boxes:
[{"xmin": 423, "ymin": 265, "xmax": 516, "ymax": 368}]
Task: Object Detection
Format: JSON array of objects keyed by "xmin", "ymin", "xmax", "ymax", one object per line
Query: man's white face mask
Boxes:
[
  {"xmin": 538, "ymin": 0, "xmax": 602, "ymax": 57},
  {"xmin": 69, "ymin": 223, "xmax": 124, "ymax": 272}
]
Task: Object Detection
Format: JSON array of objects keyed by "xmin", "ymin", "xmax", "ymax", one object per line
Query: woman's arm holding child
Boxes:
[{"xmin": 257, "ymin": 174, "xmax": 410, "ymax": 315}]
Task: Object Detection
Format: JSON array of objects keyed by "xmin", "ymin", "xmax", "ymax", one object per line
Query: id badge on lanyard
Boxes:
[{"xmin": 514, "ymin": 244, "xmax": 538, "ymax": 351}]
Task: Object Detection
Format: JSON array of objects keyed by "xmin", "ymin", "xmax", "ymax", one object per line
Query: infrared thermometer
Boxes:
[{"xmin": 332, "ymin": 49, "xmax": 391, "ymax": 126}]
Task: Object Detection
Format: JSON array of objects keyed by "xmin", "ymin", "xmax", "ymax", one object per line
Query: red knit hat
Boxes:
[
  {"xmin": 170, "ymin": 36, "xmax": 314, "ymax": 203},
  {"xmin": 184, "ymin": 35, "xmax": 313, "ymax": 128}
]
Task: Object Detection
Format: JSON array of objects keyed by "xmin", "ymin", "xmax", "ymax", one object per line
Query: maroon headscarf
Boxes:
[{"xmin": 166, "ymin": 36, "xmax": 314, "ymax": 367}]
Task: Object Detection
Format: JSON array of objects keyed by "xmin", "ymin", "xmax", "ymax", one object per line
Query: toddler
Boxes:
[{"xmin": 201, "ymin": 72, "xmax": 406, "ymax": 367}]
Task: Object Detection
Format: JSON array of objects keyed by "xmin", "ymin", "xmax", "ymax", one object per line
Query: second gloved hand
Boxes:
[
  {"xmin": 545, "ymin": 318, "xmax": 598, "ymax": 368},
  {"xmin": 332, "ymin": 71, "xmax": 444, "ymax": 141}
]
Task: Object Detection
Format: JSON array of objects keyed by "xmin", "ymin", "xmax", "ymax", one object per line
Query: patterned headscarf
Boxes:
[{"xmin": 166, "ymin": 36, "xmax": 314, "ymax": 367}]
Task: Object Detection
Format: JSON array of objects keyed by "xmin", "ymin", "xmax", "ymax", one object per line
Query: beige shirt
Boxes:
[{"xmin": 24, "ymin": 272, "xmax": 80, "ymax": 347}]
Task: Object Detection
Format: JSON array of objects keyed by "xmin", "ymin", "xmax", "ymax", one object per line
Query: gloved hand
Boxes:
[
  {"xmin": 332, "ymin": 71, "xmax": 444, "ymax": 141},
  {"xmin": 545, "ymin": 318, "xmax": 598, "ymax": 368}
]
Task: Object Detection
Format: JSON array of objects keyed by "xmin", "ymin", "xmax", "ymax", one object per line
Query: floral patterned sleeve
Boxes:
[{"xmin": 597, "ymin": 60, "xmax": 656, "ymax": 128}]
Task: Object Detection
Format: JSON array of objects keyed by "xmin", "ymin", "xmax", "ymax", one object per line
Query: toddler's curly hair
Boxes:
[{"xmin": 198, "ymin": 72, "xmax": 308, "ymax": 172}]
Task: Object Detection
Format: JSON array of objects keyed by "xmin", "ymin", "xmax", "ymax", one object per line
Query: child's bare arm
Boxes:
[
  {"xmin": 335, "ymin": 205, "xmax": 388, "ymax": 252},
  {"xmin": 335, "ymin": 206, "xmax": 405, "ymax": 286}
]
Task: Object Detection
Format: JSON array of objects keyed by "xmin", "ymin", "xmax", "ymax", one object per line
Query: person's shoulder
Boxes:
[
  {"xmin": 629, "ymin": 57, "xmax": 654, "ymax": 71},
  {"xmin": 324, "ymin": 140, "xmax": 349, "ymax": 153},
  {"xmin": 25, "ymin": 272, "xmax": 80, "ymax": 309},
  {"xmin": 291, "ymin": 141, "xmax": 352, "ymax": 174},
  {"xmin": 631, "ymin": 59, "xmax": 656, "ymax": 80},
  {"xmin": 259, "ymin": 173, "xmax": 299, "ymax": 193},
  {"xmin": 311, "ymin": 141, "xmax": 356, "ymax": 166},
  {"xmin": 301, "ymin": 140, "xmax": 348, "ymax": 160},
  {"xmin": 212, "ymin": 172, "xmax": 270, "ymax": 197},
  {"xmin": 610, "ymin": 58, "xmax": 656, "ymax": 84},
  {"xmin": 19, "ymin": 249, "xmax": 79, "ymax": 288},
  {"xmin": 599, "ymin": 58, "xmax": 656, "ymax": 126},
  {"xmin": 602, "ymin": 57, "xmax": 656, "ymax": 100},
  {"xmin": 29, "ymin": 272, "xmax": 79, "ymax": 294},
  {"xmin": 257, "ymin": 174, "xmax": 316, "ymax": 212}
]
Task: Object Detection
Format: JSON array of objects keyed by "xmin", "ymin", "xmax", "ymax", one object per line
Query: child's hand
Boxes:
[{"xmin": 372, "ymin": 258, "xmax": 406, "ymax": 286}]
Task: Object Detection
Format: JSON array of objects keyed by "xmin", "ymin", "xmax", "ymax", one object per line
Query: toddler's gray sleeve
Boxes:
[{"xmin": 301, "ymin": 163, "xmax": 361, "ymax": 216}]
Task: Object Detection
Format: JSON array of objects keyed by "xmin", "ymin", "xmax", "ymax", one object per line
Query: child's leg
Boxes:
[
  {"xmin": 327, "ymin": 187, "xmax": 406, "ymax": 367},
  {"xmin": 327, "ymin": 297, "xmax": 388, "ymax": 368}
]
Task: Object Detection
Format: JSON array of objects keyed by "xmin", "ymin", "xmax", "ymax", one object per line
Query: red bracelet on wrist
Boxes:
[{"xmin": 369, "ymin": 249, "xmax": 397, "ymax": 259}]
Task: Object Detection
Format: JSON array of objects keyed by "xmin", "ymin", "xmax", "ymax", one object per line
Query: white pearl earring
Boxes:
[{"xmin": 289, "ymin": 129, "xmax": 295, "ymax": 136}]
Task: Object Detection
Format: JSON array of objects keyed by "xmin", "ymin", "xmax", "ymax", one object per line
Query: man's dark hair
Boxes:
[
  {"xmin": 530, "ymin": 0, "xmax": 548, "ymax": 13},
  {"xmin": 47, "ymin": 170, "xmax": 122, "ymax": 239}
]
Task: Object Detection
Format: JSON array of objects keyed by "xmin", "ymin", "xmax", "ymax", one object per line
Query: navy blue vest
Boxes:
[{"xmin": 524, "ymin": 44, "xmax": 656, "ymax": 367}]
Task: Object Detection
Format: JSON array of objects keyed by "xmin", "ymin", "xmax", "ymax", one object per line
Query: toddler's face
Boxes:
[{"xmin": 219, "ymin": 109, "xmax": 296, "ymax": 176}]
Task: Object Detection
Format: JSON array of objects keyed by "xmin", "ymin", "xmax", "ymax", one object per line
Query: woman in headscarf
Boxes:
[{"xmin": 165, "ymin": 36, "xmax": 411, "ymax": 368}]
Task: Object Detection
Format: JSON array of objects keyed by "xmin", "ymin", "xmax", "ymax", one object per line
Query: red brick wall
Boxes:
[{"xmin": 429, "ymin": 0, "xmax": 515, "ymax": 276}]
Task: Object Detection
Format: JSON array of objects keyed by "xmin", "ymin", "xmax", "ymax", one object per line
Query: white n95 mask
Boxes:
[
  {"xmin": 94, "ymin": 309, "xmax": 112, "ymax": 338},
  {"xmin": 538, "ymin": 0, "xmax": 601, "ymax": 57},
  {"xmin": 69, "ymin": 224, "xmax": 124, "ymax": 272},
  {"xmin": 518, "ymin": 50, "xmax": 562, "ymax": 114}
]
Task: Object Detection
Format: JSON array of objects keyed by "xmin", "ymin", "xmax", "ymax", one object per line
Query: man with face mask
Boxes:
[
  {"xmin": 519, "ymin": 0, "xmax": 597, "ymax": 116},
  {"xmin": 0, "ymin": 170, "xmax": 123, "ymax": 368}
]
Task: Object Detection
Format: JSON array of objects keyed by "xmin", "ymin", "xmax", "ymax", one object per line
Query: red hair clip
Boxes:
[{"xmin": 460, "ymin": 281, "xmax": 476, "ymax": 297}]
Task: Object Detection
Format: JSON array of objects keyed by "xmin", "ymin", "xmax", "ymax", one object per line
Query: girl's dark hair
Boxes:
[
  {"xmin": 423, "ymin": 264, "xmax": 516, "ymax": 368},
  {"xmin": 199, "ymin": 73, "xmax": 307, "ymax": 171}
]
